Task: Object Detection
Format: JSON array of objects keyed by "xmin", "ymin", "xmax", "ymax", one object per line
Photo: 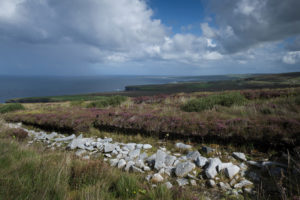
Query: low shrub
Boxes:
[
  {"xmin": 70, "ymin": 100, "xmax": 85, "ymax": 107},
  {"xmin": 0, "ymin": 103, "xmax": 25, "ymax": 114},
  {"xmin": 87, "ymin": 96, "xmax": 127, "ymax": 108},
  {"xmin": 10, "ymin": 128, "xmax": 28, "ymax": 141},
  {"xmin": 181, "ymin": 92, "xmax": 247, "ymax": 112}
]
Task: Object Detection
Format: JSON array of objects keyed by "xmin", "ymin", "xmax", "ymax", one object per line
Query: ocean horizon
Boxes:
[{"xmin": 0, "ymin": 75, "xmax": 236, "ymax": 103}]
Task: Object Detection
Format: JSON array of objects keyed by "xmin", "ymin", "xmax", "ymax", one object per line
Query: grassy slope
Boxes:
[{"xmin": 125, "ymin": 72, "xmax": 300, "ymax": 92}]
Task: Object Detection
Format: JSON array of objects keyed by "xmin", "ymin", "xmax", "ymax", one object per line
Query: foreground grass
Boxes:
[{"xmin": 0, "ymin": 129, "xmax": 204, "ymax": 200}]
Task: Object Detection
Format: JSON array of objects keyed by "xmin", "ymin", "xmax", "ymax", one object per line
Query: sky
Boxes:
[{"xmin": 0, "ymin": 0, "xmax": 300, "ymax": 76}]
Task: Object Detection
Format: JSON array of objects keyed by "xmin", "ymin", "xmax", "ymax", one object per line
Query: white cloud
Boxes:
[
  {"xmin": 283, "ymin": 51, "xmax": 300, "ymax": 64},
  {"xmin": 201, "ymin": 23, "xmax": 216, "ymax": 38},
  {"xmin": 203, "ymin": 51, "xmax": 223, "ymax": 60}
]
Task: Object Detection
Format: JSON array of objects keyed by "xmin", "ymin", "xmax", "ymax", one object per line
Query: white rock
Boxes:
[
  {"xmin": 151, "ymin": 173, "xmax": 164, "ymax": 183},
  {"xmin": 195, "ymin": 156, "xmax": 208, "ymax": 167},
  {"xmin": 225, "ymin": 165, "xmax": 240, "ymax": 179},
  {"xmin": 208, "ymin": 179, "xmax": 216, "ymax": 187},
  {"xmin": 234, "ymin": 179, "xmax": 253, "ymax": 188},
  {"xmin": 165, "ymin": 155, "xmax": 176, "ymax": 166},
  {"xmin": 132, "ymin": 166, "xmax": 144, "ymax": 173},
  {"xmin": 164, "ymin": 182, "xmax": 173, "ymax": 189},
  {"xmin": 175, "ymin": 161, "xmax": 196, "ymax": 177},
  {"xmin": 232, "ymin": 152, "xmax": 247, "ymax": 161},
  {"xmin": 125, "ymin": 161, "xmax": 135, "ymax": 172},
  {"xmin": 177, "ymin": 178, "xmax": 189, "ymax": 187},
  {"xmin": 219, "ymin": 182, "xmax": 231, "ymax": 190},
  {"xmin": 143, "ymin": 144, "xmax": 152, "ymax": 150},
  {"xmin": 190, "ymin": 179, "xmax": 197, "ymax": 186},
  {"xmin": 105, "ymin": 154, "xmax": 112, "ymax": 158},
  {"xmin": 117, "ymin": 159, "xmax": 126, "ymax": 169},
  {"xmin": 247, "ymin": 160, "xmax": 262, "ymax": 168},
  {"xmin": 143, "ymin": 166, "xmax": 151, "ymax": 171},
  {"xmin": 129, "ymin": 149, "xmax": 140, "ymax": 159},
  {"xmin": 186, "ymin": 151, "xmax": 201, "ymax": 161},
  {"xmin": 175, "ymin": 143, "xmax": 192, "ymax": 150},
  {"xmin": 217, "ymin": 162, "xmax": 233, "ymax": 172},
  {"xmin": 125, "ymin": 143, "xmax": 136, "ymax": 151},
  {"xmin": 154, "ymin": 150, "xmax": 167, "ymax": 170},
  {"xmin": 75, "ymin": 149, "xmax": 86, "ymax": 157},
  {"xmin": 104, "ymin": 143, "xmax": 116, "ymax": 153},
  {"xmin": 205, "ymin": 158, "xmax": 222, "ymax": 179},
  {"xmin": 109, "ymin": 159, "xmax": 119, "ymax": 167},
  {"xmin": 55, "ymin": 134, "xmax": 76, "ymax": 142}
]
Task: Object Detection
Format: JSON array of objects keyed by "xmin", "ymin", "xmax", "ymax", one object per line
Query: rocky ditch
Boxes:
[{"xmin": 7, "ymin": 122, "xmax": 292, "ymax": 198}]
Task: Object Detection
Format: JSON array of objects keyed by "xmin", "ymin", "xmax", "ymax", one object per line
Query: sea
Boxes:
[{"xmin": 0, "ymin": 75, "xmax": 235, "ymax": 103}]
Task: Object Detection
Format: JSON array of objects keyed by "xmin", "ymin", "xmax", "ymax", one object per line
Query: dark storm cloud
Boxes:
[{"xmin": 207, "ymin": 0, "xmax": 300, "ymax": 53}]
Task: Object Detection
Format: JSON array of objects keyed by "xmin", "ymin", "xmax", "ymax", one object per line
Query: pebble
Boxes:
[{"xmin": 177, "ymin": 178, "xmax": 189, "ymax": 187}]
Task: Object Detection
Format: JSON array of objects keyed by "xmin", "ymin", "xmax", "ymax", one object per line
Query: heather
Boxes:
[{"xmin": 4, "ymin": 87, "xmax": 300, "ymax": 150}]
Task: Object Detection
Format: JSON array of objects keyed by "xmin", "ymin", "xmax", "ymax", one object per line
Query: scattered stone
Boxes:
[
  {"xmin": 175, "ymin": 161, "xmax": 196, "ymax": 177},
  {"xmin": 208, "ymin": 179, "xmax": 216, "ymax": 187},
  {"xmin": 125, "ymin": 161, "xmax": 135, "ymax": 172},
  {"xmin": 230, "ymin": 178, "xmax": 237, "ymax": 187},
  {"xmin": 143, "ymin": 144, "xmax": 152, "ymax": 150},
  {"xmin": 143, "ymin": 166, "xmax": 151, "ymax": 171},
  {"xmin": 125, "ymin": 143, "xmax": 136, "ymax": 151},
  {"xmin": 104, "ymin": 154, "xmax": 112, "ymax": 158},
  {"xmin": 217, "ymin": 162, "xmax": 233, "ymax": 172},
  {"xmin": 234, "ymin": 179, "xmax": 253, "ymax": 189},
  {"xmin": 132, "ymin": 166, "xmax": 145, "ymax": 173},
  {"xmin": 202, "ymin": 146, "xmax": 215, "ymax": 154},
  {"xmin": 46, "ymin": 132, "xmax": 58, "ymax": 140},
  {"xmin": 205, "ymin": 158, "xmax": 222, "ymax": 179},
  {"xmin": 75, "ymin": 149, "xmax": 86, "ymax": 157},
  {"xmin": 219, "ymin": 182, "xmax": 231, "ymax": 190},
  {"xmin": 195, "ymin": 156, "xmax": 208, "ymax": 167},
  {"xmin": 117, "ymin": 159, "xmax": 126, "ymax": 169},
  {"xmin": 129, "ymin": 149, "xmax": 140, "ymax": 159},
  {"xmin": 175, "ymin": 143, "xmax": 192, "ymax": 150},
  {"xmin": 139, "ymin": 152, "xmax": 148, "ymax": 160},
  {"xmin": 154, "ymin": 150, "xmax": 167, "ymax": 170},
  {"xmin": 104, "ymin": 143, "xmax": 116, "ymax": 153},
  {"xmin": 247, "ymin": 160, "xmax": 262, "ymax": 168},
  {"xmin": 232, "ymin": 152, "xmax": 247, "ymax": 161},
  {"xmin": 186, "ymin": 151, "xmax": 201, "ymax": 161},
  {"xmin": 165, "ymin": 155, "xmax": 176, "ymax": 166},
  {"xmin": 243, "ymin": 187, "xmax": 253, "ymax": 194},
  {"xmin": 54, "ymin": 134, "xmax": 76, "ymax": 142},
  {"xmin": 225, "ymin": 165, "xmax": 240, "ymax": 179},
  {"xmin": 164, "ymin": 182, "xmax": 173, "ymax": 189},
  {"xmin": 190, "ymin": 179, "xmax": 197, "ymax": 186},
  {"xmin": 136, "ymin": 144, "xmax": 143, "ymax": 149},
  {"xmin": 109, "ymin": 159, "xmax": 119, "ymax": 167},
  {"xmin": 146, "ymin": 174, "xmax": 152, "ymax": 182},
  {"xmin": 177, "ymin": 178, "xmax": 189, "ymax": 187},
  {"xmin": 151, "ymin": 173, "xmax": 164, "ymax": 183}
]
